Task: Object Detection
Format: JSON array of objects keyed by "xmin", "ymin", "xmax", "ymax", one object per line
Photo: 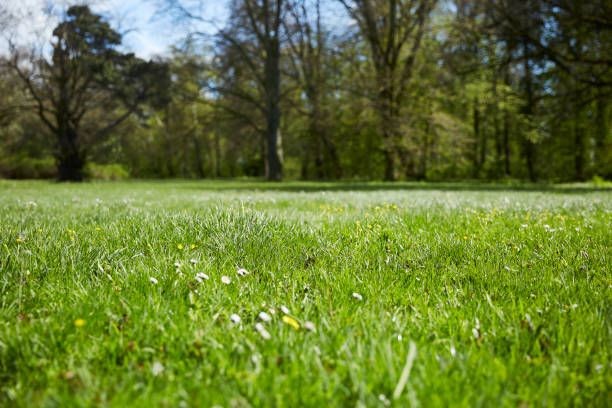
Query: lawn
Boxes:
[{"xmin": 0, "ymin": 180, "xmax": 610, "ymax": 407}]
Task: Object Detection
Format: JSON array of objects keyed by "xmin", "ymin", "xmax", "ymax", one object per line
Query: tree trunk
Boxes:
[
  {"xmin": 522, "ymin": 41, "xmax": 537, "ymax": 182},
  {"xmin": 472, "ymin": 98, "xmax": 481, "ymax": 178},
  {"xmin": 264, "ymin": 38, "xmax": 283, "ymax": 181},
  {"xmin": 503, "ymin": 109, "xmax": 511, "ymax": 177},
  {"xmin": 56, "ymin": 127, "xmax": 85, "ymax": 181},
  {"xmin": 594, "ymin": 90, "xmax": 609, "ymax": 178}
]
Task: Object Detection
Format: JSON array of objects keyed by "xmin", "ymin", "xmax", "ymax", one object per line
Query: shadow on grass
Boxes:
[{"xmin": 167, "ymin": 179, "xmax": 611, "ymax": 194}]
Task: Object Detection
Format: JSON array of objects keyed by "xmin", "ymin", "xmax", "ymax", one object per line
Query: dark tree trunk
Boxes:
[
  {"xmin": 522, "ymin": 41, "xmax": 537, "ymax": 182},
  {"xmin": 56, "ymin": 114, "xmax": 85, "ymax": 181},
  {"xmin": 594, "ymin": 91, "xmax": 609, "ymax": 177},
  {"xmin": 264, "ymin": 38, "xmax": 283, "ymax": 181},
  {"xmin": 56, "ymin": 140, "xmax": 85, "ymax": 181},
  {"xmin": 503, "ymin": 109, "xmax": 511, "ymax": 177},
  {"xmin": 472, "ymin": 98, "xmax": 481, "ymax": 178}
]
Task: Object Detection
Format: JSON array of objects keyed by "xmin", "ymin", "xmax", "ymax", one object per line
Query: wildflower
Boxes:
[
  {"xmin": 221, "ymin": 276, "xmax": 231, "ymax": 285},
  {"xmin": 378, "ymin": 394, "xmax": 391, "ymax": 407},
  {"xmin": 177, "ymin": 244, "xmax": 184, "ymax": 250},
  {"xmin": 149, "ymin": 277, "xmax": 158, "ymax": 285},
  {"xmin": 352, "ymin": 292, "xmax": 363, "ymax": 301},
  {"xmin": 190, "ymin": 258, "xmax": 198, "ymax": 265},
  {"xmin": 74, "ymin": 319, "xmax": 86, "ymax": 328},
  {"xmin": 230, "ymin": 314, "xmax": 241, "ymax": 324},
  {"xmin": 282, "ymin": 315, "xmax": 300, "ymax": 330},
  {"xmin": 151, "ymin": 361, "xmax": 164, "ymax": 376},
  {"xmin": 190, "ymin": 244, "xmax": 196, "ymax": 250},
  {"xmin": 280, "ymin": 305, "xmax": 290, "ymax": 315},
  {"xmin": 237, "ymin": 267, "xmax": 249, "ymax": 277},
  {"xmin": 195, "ymin": 272, "xmax": 209, "ymax": 283},
  {"xmin": 303, "ymin": 321, "xmax": 316, "ymax": 332},
  {"xmin": 255, "ymin": 323, "xmax": 271, "ymax": 340},
  {"xmin": 258, "ymin": 312, "xmax": 272, "ymax": 322}
]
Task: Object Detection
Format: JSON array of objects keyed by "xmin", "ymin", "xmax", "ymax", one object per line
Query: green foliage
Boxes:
[
  {"xmin": 0, "ymin": 181, "xmax": 610, "ymax": 405},
  {"xmin": 0, "ymin": 155, "xmax": 56, "ymax": 179},
  {"xmin": 85, "ymin": 163, "xmax": 129, "ymax": 180}
]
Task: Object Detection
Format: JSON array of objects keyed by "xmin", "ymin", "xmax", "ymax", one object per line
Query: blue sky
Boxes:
[{"xmin": 2, "ymin": 0, "xmax": 229, "ymax": 58}]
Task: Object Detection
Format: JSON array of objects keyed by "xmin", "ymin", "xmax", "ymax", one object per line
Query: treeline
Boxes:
[{"xmin": 0, "ymin": 0, "xmax": 610, "ymax": 181}]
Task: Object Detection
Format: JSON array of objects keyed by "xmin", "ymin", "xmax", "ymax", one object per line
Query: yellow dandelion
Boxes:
[
  {"xmin": 282, "ymin": 315, "xmax": 300, "ymax": 330},
  {"xmin": 74, "ymin": 319, "xmax": 86, "ymax": 328},
  {"xmin": 177, "ymin": 244, "xmax": 184, "ymax": 250},
  {"xmin": 190, "ymin": 244, "xmax": 196, "ymax": 249}
]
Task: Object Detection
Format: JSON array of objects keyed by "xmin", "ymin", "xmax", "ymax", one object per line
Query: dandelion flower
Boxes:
[
  {"xmin": 195, "ymin": 272, "xmax": 209, "ymax": 283},
  {"xmin": 221, "ymin": 276, "xmax": 231, "ymax": 285},
  {"xmin": 280, "ymin": 305, "xmax": 290, "ymax": 315},
  {"xmin": 74, "ymin": 318, "xmax": 86, "ymax": 328},
  {"xmin": 282, "ymin": 315, "xmax": 300, "ymax": 330},
  {"xmin": 149, "ymin": 277, "xmax": 159, "ymax": 285},
  {"xmin": 230, "ymin": 314, "xmax": 241, "ymax": 324},
  {"xmin": 303, "ymin": 321, "xmax": 316, "ymax": 332},
  {"xmin": 258, "ymin": 312, "xmax": 272, "ymax": 322},
  {"xmin": 151, "ymin": 361, "xmax": 164, "ymax": 376},
  {"xmin": 177, "ymin": 244, "xmax": 184, "ymax": 250},
  {"xmin": 190, "ymin": 244, "xmax": 196, "ymax": 249},
  {"xmin": 352, "ymin": 292, "xmax": 363, "ymax": 301},
  {"xmin": 237, "ymin": 267, "xmax": 249, "ymax": 277}
]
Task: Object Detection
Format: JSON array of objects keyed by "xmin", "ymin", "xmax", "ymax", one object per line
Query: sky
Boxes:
[{"xmin": 1, "ymin": 0, "xmax": 230, "ymax": 58}]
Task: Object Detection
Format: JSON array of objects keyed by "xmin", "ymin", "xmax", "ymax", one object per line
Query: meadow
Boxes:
[{"xmin": 0, "ymin": 180, "xmax": 610, "ymax": 407}]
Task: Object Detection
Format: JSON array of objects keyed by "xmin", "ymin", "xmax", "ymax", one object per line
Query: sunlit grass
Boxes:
[{"xmin": 0, "ymin": 180, "xmax": 610, "ymax": 406}]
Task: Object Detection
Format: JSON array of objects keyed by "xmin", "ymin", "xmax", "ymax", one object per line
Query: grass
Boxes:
[{"xmin": 0, "ymin": 180, "xmax": 610, "ymax": 407}]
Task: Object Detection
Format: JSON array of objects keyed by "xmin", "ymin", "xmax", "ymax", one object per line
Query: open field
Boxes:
[{"xmin": 0, "ymin": 180, "xmax": 610, "ymax": 407}]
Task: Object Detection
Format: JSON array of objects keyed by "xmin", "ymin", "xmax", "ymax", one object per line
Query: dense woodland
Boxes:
[{"xmin": 0, "ymin": 0, "xmax": 610, "ymax": 181}]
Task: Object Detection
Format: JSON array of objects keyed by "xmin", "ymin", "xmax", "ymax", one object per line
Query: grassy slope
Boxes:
[{"xmin": 0, "ymin": 180, "xmax": 610, "ymax": 407}]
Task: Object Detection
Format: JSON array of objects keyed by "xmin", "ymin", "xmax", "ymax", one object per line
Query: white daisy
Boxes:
[
  {"xmin": 352, "ymin": 292, "xmax": 363, "ymax": 301},
  {"xmin": 230, "ymin": 314, "xmax": 241, "ymax": 324},
  {"xmin": 149, "ymin": 277, "xmax": 158, "ymax": 285},
  {"xmin": 221, "ymin": 275, "xmax": 231, "ymax": 285},
  {"xmin": 303, "ymin": 321, "xmax": 316, "ymax": 332},
  {"xmin": 255, "ymin": 323, "xmax": 271, "ymax": 340},
  {"xmin": 258, "ymin": 312, "xmax": 272, "ymax": 322},
  {"xmin": 151, "ymin": 361, "xmax": 164, "ymax": 376},
  {"xmin": 195, "ymin": 272, "xmax": 209, "ymax": 283}
]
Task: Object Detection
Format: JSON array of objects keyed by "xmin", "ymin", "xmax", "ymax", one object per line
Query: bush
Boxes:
[
  {"xmin": 0, "ymin": 156, "xmax": 57, "ymax": 179},
  {"xmin": 86, "ymin": 163, "xmax": 130, "ymax": 180}
]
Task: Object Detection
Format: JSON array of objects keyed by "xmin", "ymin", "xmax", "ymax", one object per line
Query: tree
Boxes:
[
  {"xmin": 8, "ymin": 5, "xmax": 169, "ymax": 181},
  {"xmin": 214, "ymin": 0, "xmax": 286, "ymax": 180},
  {"xmin": 285, "ymin": 0, "xmax": 341, "ymax": 179},
  {"xmin": 339, "ymin": 0, "xmax": 437, "ymax": 180}
]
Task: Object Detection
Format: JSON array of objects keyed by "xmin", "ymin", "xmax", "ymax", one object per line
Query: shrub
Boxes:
[
  {"xmin": 0, "ymin": 156, "xmax": 57, "ymax": 179},
  {"xmin": 85, "ymin": 163, "xmax": 130, "ymax": 180}
]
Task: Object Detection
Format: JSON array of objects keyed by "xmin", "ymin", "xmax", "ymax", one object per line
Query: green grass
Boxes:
[{"xmin": 0, "ymin": 180, "xmax": 610, "ymax": 407}]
